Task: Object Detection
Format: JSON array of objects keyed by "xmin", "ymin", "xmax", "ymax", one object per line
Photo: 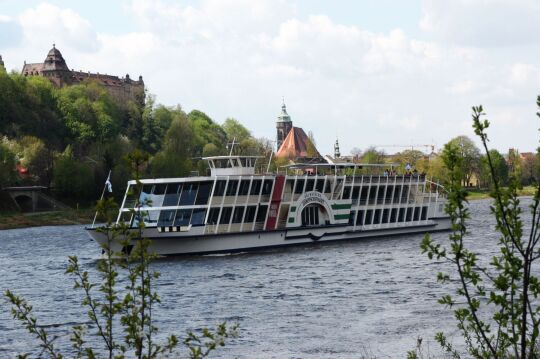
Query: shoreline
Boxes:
[{"xmin": 0, "ymin": 208, "xmax": 95, "ymax": 230}]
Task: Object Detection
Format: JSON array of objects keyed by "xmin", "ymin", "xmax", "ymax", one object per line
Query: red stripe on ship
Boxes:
[{"xmin": 265, "ymin": 175, "xmax": 285, "ymax": 230}]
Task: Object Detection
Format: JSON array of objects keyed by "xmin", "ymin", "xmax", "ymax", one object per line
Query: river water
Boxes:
[{"xmin": 0, "ymin": 199, "xmax": 522, "ymax": 358}]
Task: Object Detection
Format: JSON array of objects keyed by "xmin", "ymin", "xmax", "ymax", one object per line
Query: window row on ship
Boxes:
[{"xmin": 119, "ymin": 174, "xmax": 437, "ymax": 230}]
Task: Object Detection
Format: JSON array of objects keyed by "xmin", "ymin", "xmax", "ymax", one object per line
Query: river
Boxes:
[{"xmin": 0, "ymin": 199, "xmax": 518, "ymax": 358}]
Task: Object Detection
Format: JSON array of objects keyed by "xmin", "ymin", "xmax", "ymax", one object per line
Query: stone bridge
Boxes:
[{"xmin": 3, "ymin": 186, "xmax": 70, "ymax": 212}]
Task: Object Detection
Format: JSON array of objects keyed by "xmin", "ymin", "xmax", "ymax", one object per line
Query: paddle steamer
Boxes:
[{"xmin": 86, "ymin": 155, "xmax": 451, "ymax": 255}]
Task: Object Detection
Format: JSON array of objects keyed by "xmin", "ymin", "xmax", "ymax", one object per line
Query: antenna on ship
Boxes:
[{"xmin": 226, "ymin": 137, "xmax": 239, "ymax": 156}]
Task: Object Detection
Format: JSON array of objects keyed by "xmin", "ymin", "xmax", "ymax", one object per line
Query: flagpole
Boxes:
[{"xmin": 92, "ymin": 169, "xmax": 111, "ymax": 228}]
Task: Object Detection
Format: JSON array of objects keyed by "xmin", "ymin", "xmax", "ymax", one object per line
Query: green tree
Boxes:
[
  {"xmin": 521, "ymin": 154, "xmax": 538, "ymax": 186},
  {"xmin": 361, "ymin": 146, "xmax": 385, "ymax": 164},
  {"xmin": 188, "ymin": 110, "xmax": 227, "ymax": 157},
  {"xmin": 0, "ymin": 140, "xmax": 17, "ymax": 187},
  {"xmin": 420, "ymin": 100, "xmax": 540, "ymax": 358},
  {"xmin": 53, "ymin": 146, "xmax": 95, "ymax": 200},
  {"xmin": 151, "ymin": 113, "xmax": 194, "ymax": 177},
  {"xmin": 222, "ymin": 117, "xmax": 251, "ymax": 142},
  {"xmin": 479, "ymin": 149, "xmax": 508, "ymax": 188},
  {"xmin": 444, "ymin": 135, "xmax": 481, "ymax": 186}
]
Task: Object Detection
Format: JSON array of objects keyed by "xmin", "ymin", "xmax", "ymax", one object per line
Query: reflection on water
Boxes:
[{"xmin": 0, "ymin": 199, "xmax": 512, "ymax": 358}]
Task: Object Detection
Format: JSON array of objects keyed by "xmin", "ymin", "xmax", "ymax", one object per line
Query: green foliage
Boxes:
[
  {"xmin": 0, "ymin": 139, "xmax": 17, "ymax": 187},
  {"xmin": 444, "ymin": 135, "xmax": 481, "ymax": 187},
  {"xmin": 57, "ymin": 80, "xmax": 122, "ymax": 147},
  {"xmin": 151, "ymin": 114, "xmax": 193, "ymax": 177},
  {"xmin": 421, "ymin": 100, "xmax": 540, "ymax": 358},
  {"xmin": 188, "ymin": 110, "xmax": 227, "ymax": 157},
  {"xmin": 479, "ymin": 149, "xmax": 509, "ymax": 188},
  {"xmin": 361, "ymin": 146, "xmax": 385, "ymax": 164},
  {"xmin": 53, "ymin": 147, "xmax": 95, "ymax": 199},
  {"xmin": 222, "ymin": 117, "xmax": 251, "ymax": 142}
]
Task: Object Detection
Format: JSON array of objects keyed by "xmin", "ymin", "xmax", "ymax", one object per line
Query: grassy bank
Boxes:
[
  {"xmin": 466, "ymin": 186, "xmax": 537, "ymax": 200},
  {"xmin": 0, "ymin": 207, "xmax": 96, "ymax": 230}
]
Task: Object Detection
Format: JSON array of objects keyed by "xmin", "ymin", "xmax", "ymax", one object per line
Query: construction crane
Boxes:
[{"xmin": 373, "ymin": 144, "xmax": 436, "ymax": 154}]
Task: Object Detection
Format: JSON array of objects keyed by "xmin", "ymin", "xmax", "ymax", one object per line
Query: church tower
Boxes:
[{"xmin": 276, "ymin": 101, "xmax": 293, "ymax": 150}]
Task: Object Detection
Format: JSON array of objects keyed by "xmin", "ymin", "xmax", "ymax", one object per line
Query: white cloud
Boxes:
[
  {"xmin": 420, "ymin": 0, "xmax": 540, "ymax": 47},
  {"xmin": 2, "ymin": 0, "xmax": 539, "ymax": 155},
  {"xmin": 18, "ymin": 3, "xmax": 99, "ymax": 53}
]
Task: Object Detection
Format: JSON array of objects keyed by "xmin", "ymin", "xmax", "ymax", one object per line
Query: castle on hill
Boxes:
[{"xmin": 18, "ymin": 45, "xmax": 145, "ymax": 105}]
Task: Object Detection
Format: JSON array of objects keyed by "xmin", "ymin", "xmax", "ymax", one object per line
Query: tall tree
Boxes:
[{"xmin": 444, "ymin": 135, "xmax": 481, "ymax": 186}]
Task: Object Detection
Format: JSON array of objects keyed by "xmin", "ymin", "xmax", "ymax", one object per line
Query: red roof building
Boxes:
[{"xmin": 275, "ymin": 126, "xmax": 321, "ymax": 159}]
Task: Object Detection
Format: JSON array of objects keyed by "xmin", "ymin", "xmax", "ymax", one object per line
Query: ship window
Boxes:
[
  {"xmin": 179, "ymin": 183, "xmax": 198, "ymax": 205},
  {"xmin": 195, "ymin": 181, "xmax": 212, "ymax": 205},
  {"xmin": 377, "ymin": 187, "xmax": 385, "ymax": 204},
  {"xmin": 238, "ymin": 180, "xmax": 250, "ymax": 195},
  {"xmin": 421, "ymin": 206, "xmax": 428, "ymax": 220},
  {"xmin": 305, "ymin": 179, "xmax": 315, "ymax": 192},
  {"xmin": 360, "ymin": 187, "xmax": 369, "ymax": 205},
  {"xmin": 240, "ymin": 158, "xmax": 248, "ymax": 167},
  {"xmin": 351, "ymin": 186, "xmax": 360, "ymax": 200},
  {"xmin": 398, "ymin": 208, "xmax": 405, "ymax": 222},
  {"xmin": 301, "ymin": 205, "xmax": 319, "ymax": 226},
  {"xmin": 406, "ymin": 208, "xmax": 413, "ymax": 222},
  {"xmin": 261, "ymin": 180, "xmax": 273, "ymax": 195},
  {"xmin": 250, "ymin": 180, "xmax": 262, "ymax": 195},
  {"xmin": 207, "ymin": 208, "xmax": 220, "ymax": 225},
  {"xmin": 368, "ymin": 187, "xmax": 377, "ymax": 205},
  {"xmin": 232, "ymin": 207, "xmax": 245, "ymax": 223},
  {"xmin": 356, "ymin": 210, "xmax": 365, "ymax": 225},
  {"xmin": 390, "ymin": 208, "xmax": 398, "ymax": 222},
  {"xmin": 373, "ymin": 209, "xmax": 381, "ymax": 224},
  {"xmin": 219, "ymin": 207, "xmax": 232, "ymax": 224},
  {"xmin": 382, "ymin": 209, "xmax": 390, "ymax": 223},
  {"xmin": 140, "ymin": 184, "xmax": 153, "ymax": 206},
  {"xmin": 393, "ymin": 185, "xmax": 402, "ymax": 202},
  {"xmin": 226, "ymin": 180, "xmax": 239, "ymax": 196},
  {"xmin": 294, "ymin": 179, "xmax": 305, "ymax": 194},
  {"xmin": 348, "ymin": 210, "xmax": 356, "ymax": 225},
  {"xmin": 342, "ymin": 186, "xmax": 351, "ymax": 199},
  {"xmin": 324, "ymin": 180, "xmax": 332, "ymax": 194},
  {"xmin": 245, "ymin": 206, "xmax": 256, "ymax": 222},
  {"xmin": 413, "ymin": 207, "xmax": 420, "ymax": 221},
  {"xmin": 402, "ymin": 185, "xmax": 410, "ymax": 202},
  {"xmin": 315, "ymin": 179, "xmax": 324, "ymax": 192},
  {"xmin": 214, "ymin": 180, "xmax": 226, "ymax": 196},
  {"xmin": 191, "ymin": 208, "xmax": 206, "ymax": 226},
  {"xmin": 119, "ymin": 211, "xmax": 132, "ymax": 224},
  {"xmin": 157, "ymin": 210, "xmax": 175, "ymax": 227},
  {"xmin": 365, "ymin": 210, "xmax": 373, "ymax": 225},
  {"xmin": 256, "ymin": 205, "xmax": 268, "ymax": 222},
  {"xmin": 163, "ymin": 183, "xmax": 181, "ymax": 206},
  {"xmin": 283, "ymin": 180, "xmax": 294, "ymax": 201},
  {"xmin": 174, "ymin": 209, "xmax": 192, "ymax": 226},
  {"xmin": 153, "ymin": 184, "xmax": 167, "ymax": 195},
  {"xmin": 385, "ymin": 186, "xmax": 394, "ymax": 203},
  {"xmin": 124, "ymin": 185, "xmax": 138, "ymax": 208}
]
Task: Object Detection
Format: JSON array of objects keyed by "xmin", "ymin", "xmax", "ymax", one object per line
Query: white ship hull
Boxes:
[{"xmin": 86, "ymin": 217, "xmax": 451, "ymax": 256}]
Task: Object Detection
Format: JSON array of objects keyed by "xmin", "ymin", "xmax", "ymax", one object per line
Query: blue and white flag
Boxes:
[{"xmin": 105, "ymin": 173, "xmax": 112, "ymax": 193}]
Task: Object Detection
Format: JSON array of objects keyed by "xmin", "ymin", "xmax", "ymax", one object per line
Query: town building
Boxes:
[
  {"xmin": 21, "ymin": 45, "xmax": 145, "ymax": 105},
  {"xmin": 275, "ymin": 102, "xmax": 322, "ymax": 160}
]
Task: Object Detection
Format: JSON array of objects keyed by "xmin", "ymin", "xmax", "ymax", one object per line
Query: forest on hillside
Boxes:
[{"xmin": 0, "ymin": 70, "xmax": 272, "ymax": 207}]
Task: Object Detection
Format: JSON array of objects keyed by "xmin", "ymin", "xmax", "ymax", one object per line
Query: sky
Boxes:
[{"xmin": 1, "ymin": 0, "xmax": 540, "ymax": 155}]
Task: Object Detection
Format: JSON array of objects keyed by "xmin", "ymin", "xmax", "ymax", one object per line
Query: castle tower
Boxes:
[
  {"xmin": 276, "ymin": 101, "xmax": 293, "ymax": 150},
  {"xmin": 41, "ymin": 44, "xmax": 72, "ymax": 86},
  {"xmin": 0, "ymin": 55, "xmax": 5, "ymax": 72}
]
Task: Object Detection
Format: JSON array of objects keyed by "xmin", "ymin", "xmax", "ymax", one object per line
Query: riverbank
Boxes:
[
  {"xmin": 466, "ymin": 186, "xmax": 536, "ymax": 200},
  {"xmin": 0, "ymin": 208, "xmax": 95, "ymax": 230}
]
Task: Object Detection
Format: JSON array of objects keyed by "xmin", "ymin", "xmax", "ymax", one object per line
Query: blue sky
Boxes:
[{"xmin": 1, "ymin": 0, "xmax": 539, "ymax": 155}]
